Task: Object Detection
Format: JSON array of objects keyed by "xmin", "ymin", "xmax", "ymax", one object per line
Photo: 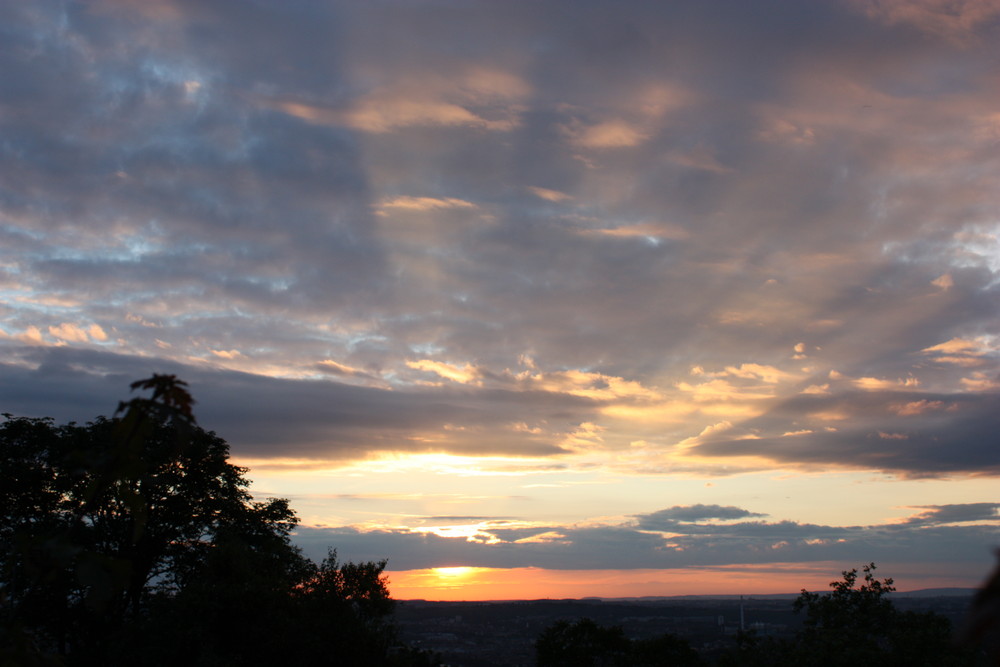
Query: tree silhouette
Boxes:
[
  {"xmin": 535, "ymin": 618, "xmax": 631, "ymax": 666},
  {"xmin": 961, "ymin": 550, "xmax": 1000, "ymax": 663},
  {"xmin": 724, "ymin": 563, "xmax": 975, "ymax": 667},
  {"xmin": 1, "ymin": 375, "xmax": 430, "ymax": 666},
  {"xmin": 535, "ymin": 617, "xmax": 702, "ymax": 666}
]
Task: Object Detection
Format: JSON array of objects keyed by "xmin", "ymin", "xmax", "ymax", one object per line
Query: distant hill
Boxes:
[
  {"xmin": 894, "ymin": 588, "xmax": 976, "ymax": 598},
  {"xmin": 400, "ymin": 588, "xmax": 977, "ymax": 604},
  {"xmin": 598, "ymin": 588, "xmax": 976, "ymax": 602}
]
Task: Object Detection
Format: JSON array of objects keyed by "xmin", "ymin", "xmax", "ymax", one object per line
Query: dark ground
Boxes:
[{"xmin": 394, "ymin": 593, "xmax": 976, "ymax": 667}]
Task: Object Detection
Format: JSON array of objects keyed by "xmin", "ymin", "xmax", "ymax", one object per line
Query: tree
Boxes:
[
  {"xmin": 535, "ymin": 618, "xmax": 701, "ymax": 667},
  {"xmin": 722, "ymin": 563, "xmax": 975, "ymax": 667},
  {"xmin": 629, "ymin": 632, "xmax": 703, "ymax": 666},
  {"xmin": 1, "ymin": 375, "xmax": 426, "ymax": 666},
  {"xmin": 536, "ymin": 618, "xmax": 631, "ymax": 667},
  {"xmin": 793, "ymin": 562, "xmax": 897, "ymax": 654},
  {"xmin": 961, "ymin": 550, "xmax": 1000, "ymax": 664}
]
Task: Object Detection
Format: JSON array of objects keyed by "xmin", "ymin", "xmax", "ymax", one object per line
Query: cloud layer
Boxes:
[
  {"xmin": 292, "ymin": 501, "xmax": 1000, "ymax": 572},
  {"xmin": 1, "ymin": 0, "xmax": 998, "ymax": 583}
]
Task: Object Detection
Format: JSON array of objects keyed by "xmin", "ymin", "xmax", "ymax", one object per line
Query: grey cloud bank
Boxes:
[
  {"xmin": 2, "ymin": 0, "xmax": 999, "ymax": 585},
  {"xmin": 293, "ymin": 502, "xmax": 999, "ymax": 573},
  {"xmin": 2, "ymin": 346, "xmax": 996, "ymax": 479}
]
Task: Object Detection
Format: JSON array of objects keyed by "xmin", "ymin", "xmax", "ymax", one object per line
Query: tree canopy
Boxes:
[
  {"xmin": 0, "ymin": 375, "xmax": 435, "ymax": 666},
  {"xmin": 535, "ymin": 564, "xmax": 982, "ymax": 667},
  {"xmin": 726, "ymin": 563, "xmax": 976, "ymax": 667},
  {"xmin": 535, "ymin": 618, "xmax": 702, "ymax": 666}
]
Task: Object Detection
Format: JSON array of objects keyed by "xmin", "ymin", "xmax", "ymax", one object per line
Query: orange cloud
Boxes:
[
  {"xmin": 581, "ymin": 222, "xmax": 689, "ymax": 241},
  {"xmin": 676, "ymin": 379, "xmax": 775, "ymax": 401},
  {"xmin": 853, "ymin": 376, "xmax": 920, "ymax": 390},
  {"xmin": 922, "ymin": 337, "xmax": 992, "ymax": 367},
  {"xmin": 1, "ymin": 326, "xmax": 46, "ymax": 346},
  {"xmin": 527, "ymin": 186, "xmax": 572, "ymax": 202},
  {"xmin": 564, "ymin": 119, "xmax": 648, "ymax": 148},
  {"xmin": 378, "ymin": 196, "xmax": 477, "ymax": 212},
  {"xmin": 961, "ymin": 372, "xmax": 1000, "ymax": 391},
  {"xmin": 891, "ymin": 400, "xmax": 947, "ymax": 416},
  {"xmin": 48, "ymin": 323, "xmax": 90, "ymax": 343},
  {"xmin": 407, "ymin": 360, "xmax": 482, "ymax": 385}
]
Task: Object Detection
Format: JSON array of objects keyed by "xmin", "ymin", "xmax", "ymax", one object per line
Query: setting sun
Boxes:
[{"xmin": 432, "ymin": 567, "xmax": 476, "ymax": 579}]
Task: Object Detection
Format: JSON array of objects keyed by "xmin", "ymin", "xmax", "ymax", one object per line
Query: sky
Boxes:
[{"xmin": 1, "ymin": 0, "xmax": 999, "ymax": 601}]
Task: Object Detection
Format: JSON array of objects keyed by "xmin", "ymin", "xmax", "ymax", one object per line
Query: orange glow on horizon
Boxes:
[{"xmin": 386, "ymin": 564, "xmax": 975, "ymax": 601}]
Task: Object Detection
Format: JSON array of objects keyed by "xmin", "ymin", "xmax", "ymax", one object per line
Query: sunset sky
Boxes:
[{"xmin": 2, "ymin": 0, "xmax": 999, "ymax": 600}]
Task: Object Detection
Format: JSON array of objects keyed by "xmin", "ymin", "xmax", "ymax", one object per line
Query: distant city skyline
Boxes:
[{"xmin": 1, "ymin": 0, "xmax": 998, "ymax": 600}]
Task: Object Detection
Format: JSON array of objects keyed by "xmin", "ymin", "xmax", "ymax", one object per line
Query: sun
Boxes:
[{"xmin": 432, "ymin": 566, "xmax": 475, "ymax": 579}]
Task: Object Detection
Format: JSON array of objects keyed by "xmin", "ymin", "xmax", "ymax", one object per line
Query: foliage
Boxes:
[
  {"xmin": 629, "ymin": 632, "xmax": 704, "ymax": 666},
  {"xmin": 792, "ymin": 562, "xmax": 898, "ymax": 658},
  {"xmin": 535, "ymin": 617, "xmax": 701, "ymax": 666},
  {"xmin": 723, "ymin": 563, "xmax": 976, "ymax": 667},
  {"xmin": 1, "ymin": 375, "xmax": 433, "ymax": 666},
  {"xmin": 535, "ymin": 618, "xmax": 630, "ymax": 666}
]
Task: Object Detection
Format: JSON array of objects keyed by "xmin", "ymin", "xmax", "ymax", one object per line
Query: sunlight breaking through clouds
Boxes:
[{"xmin": 1, "ymin": 0, "xmax": 998, "ymax": 598}]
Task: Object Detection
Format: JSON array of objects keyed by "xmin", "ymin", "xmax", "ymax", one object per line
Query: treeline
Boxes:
[
  {"xmin": 535, "ymin": 564, "xmax": 988, "ymax": 666},
  {"xmin": 1, "ymin": 376, "xmax": 436, "ymax": 666}
]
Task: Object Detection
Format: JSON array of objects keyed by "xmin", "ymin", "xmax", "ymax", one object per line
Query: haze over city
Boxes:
[{"xmin": 1, "ymin": 0, "xmax": 998, "ymax": 600}]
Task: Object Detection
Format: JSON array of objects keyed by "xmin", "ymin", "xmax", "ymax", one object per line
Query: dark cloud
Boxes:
[
  {"xmin": 901, "ymin": 503, "xmax": 1000, "ymax": 526},
  {"xmin": 636, "ymin": 505, "xmax": 764, "ymax": 530},
  {"xmin": 0, "ymin": 347, "xmax": 596, "ymax": 460},
  {"xmin": 292, "ymin": 502, "xmax": 999, "ymax": 574},
  {"xmin": 634, "ymin": 504, "xmax": 767, "ymax": 529},
  {"xmin": 692, "ymin": 390, "xmax": 1000, "ymax": 477}
]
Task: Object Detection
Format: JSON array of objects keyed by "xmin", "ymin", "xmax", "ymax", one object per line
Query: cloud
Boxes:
[
  {"xmin": 669, "ymin": 146, "xmax": 734, "ymax": 174},
  {"xmin": 378, "ymin": 196, "xmax": 477, "ymax": 212},
  {"xmin": 900, "ymin": 503, "xmax": 1000, "ymax": 526},
  {"xmin": 853, "ymin": 376, "xmax": 920, "ymax": 391},
  {"xmin": 406, "ymin": 359, "xmax": 483, "ymax": 385},
  {"xmin": 579, "ymin": 222, "xmax": 688, "ymax": 242},
  {"xmin": 922, "ymin": 337, "xmax": 993, "ymax": 366},
  {"xmin": 272, "ymin": 97, "xmax": 505, "ymax": 134},
  {"xmin": 527, "ymin": 186, "xmax": 572, "ymax": 203},
  {"xmin": 2, "ymin": 0, "xmax": 1000, "ymax": 588},
  {"xmin": 890, "ymin": 399, "xmax": 948, "ymax": 416},
  {"xmin": 1, "ymin": 326, "xmax": 48, "ymax": 346},
  {"xmin": 291, "ymin": 501, "xmax": 999, "ymax": 573},
  {"xmin": 676, "ymin": 378, "xmax": 776, "ymax": 402},
  {"xmin": 853, "ymin": 0, "xmax": 1000, "ymax": 44},
  {"xmin": 689, "ymin": 390, "xmax": 1000, "ymax": 477},
  {"xmin": 634, "ymin": 504, "xmax": 767, "ymax": 530},
  {"xmin": 315, "ymin": 359, "xmax": 383, "ymax": 384},
  {"xmin": 960, "ymin": 372, "xmax": 1000, "ymax": 391},
  {"xmin": 0, "ymin": 347, "xmax": 593, "ymax": 461},
  {"xmin": 564, "ymin": 119, "xmax": 649, "ymax": 148},
  {"xmin": 48, "ymin": 323, "xmax": 93, "ymax": 343}
]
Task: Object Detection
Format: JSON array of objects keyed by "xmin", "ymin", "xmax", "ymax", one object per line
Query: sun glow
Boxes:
[
  {"xmin": 388, "ymin": 563, "xmax": 976, "ymax": 601},
  {"xmin": 355, "ymin": 453, "xmax": 559, "ymax": 477},
  {"xmin": 398, "ymin": 566, "xmax": 494, "ymax": 592},
  {"xmin": 433, "ymin": 566, "xmax": 475, "ymax": 578}
]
